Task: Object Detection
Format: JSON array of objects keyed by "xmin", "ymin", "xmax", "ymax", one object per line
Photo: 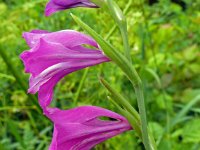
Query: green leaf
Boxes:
[
  {"xmin": 8, "ymin": 120, "xmax": 25, "ymax": 149},
  {"xmin": 149, "ymin": 122, "xmax": 164, "ymax": 141},
  {"xmin": 108, "ymin": 96, "xmax": 142, "ymax": 138},
  {"xmin": 144, "ymin": 68, "xmax": 162, "ymax": 88},
  {"xmin": 100, "ymin": 77, "xmax": 140, "ymax": 121},
  {"xmin": 171, "ymin": 95, "xmax": 200, "ymax": 128},
  {"xmin": 182, "ymin": 118, "xmax": 200, "ymax": 143}
]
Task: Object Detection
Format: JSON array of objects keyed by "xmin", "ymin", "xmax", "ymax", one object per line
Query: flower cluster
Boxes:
[{"xmin": 20, "ymin": 0, "xmax": 132, "ymax": 150}]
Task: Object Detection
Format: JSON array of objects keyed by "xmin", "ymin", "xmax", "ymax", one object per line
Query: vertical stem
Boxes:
[
  {"xmin": 120, "ymin": 25, "xmax": 131, "ymax": 62},
  {"xmin": 105, "ymin": 25, "xmax": 117, "ymax": 40},
  {"xmin": 71, "ymin": 11, "xmax": 157, "ymax": 150},
  {"xmin": 134, "ymin": 83, "xmax": 151, "ymax": 150},
  {"xmin": 106, "ymin": 0, "xmax": 151, "ymax": 148},
  {"xmin": 73, "ymin": 68, "xmax": 89, "ymax": 105},
  {"xmin": 139, "ymin": 0, "xmax": 169, "ymax": 148}
]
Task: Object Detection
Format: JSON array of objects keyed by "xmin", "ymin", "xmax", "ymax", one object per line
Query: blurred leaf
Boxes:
[
  {"xmin": 8, "ymin": 120, "xmax": 25, "ymax": 149},
  {"xmin": 149, "ymin": 122, "xmax": 163, "ymax": 141},
  {"xmin": 181, "ymin": 88, "xmax": 200, "ymax": 103},
  {"xmin": 182, "ymin": 118, "xmax": 200, "ymax": 143},
  {"xmin": 183, "ymin": 45, "xmax": 198, "ymax": 61}
]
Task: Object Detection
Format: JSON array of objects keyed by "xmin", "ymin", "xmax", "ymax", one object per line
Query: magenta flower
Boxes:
[
  {"xmin": 45, "ymin": 0, "xmax": 98, "ymax": 16},
  {"xmin": 20, "ymin": 29, "xmax": 109, "ymax": 110},
  {"xmin": 46, "ymin": 106, "xmax": 131, "ymax": 150}
]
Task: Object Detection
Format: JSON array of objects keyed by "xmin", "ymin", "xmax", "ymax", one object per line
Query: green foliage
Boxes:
[{"xmin": 0, "ymin": 0, "xmax": 200, "ymax": 149}]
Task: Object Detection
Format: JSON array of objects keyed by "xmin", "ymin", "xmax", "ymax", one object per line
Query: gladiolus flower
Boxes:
[
  {"xmin": 20, "ymin": 29, "xmax": 110, "ymax": 110},
  {"xmin": 46, "ymin": 106, "xmax": 132, "ymax": 150},
  {"xmin": 45, "ymin": 0, "xmax": 98, "ymax": 16}
]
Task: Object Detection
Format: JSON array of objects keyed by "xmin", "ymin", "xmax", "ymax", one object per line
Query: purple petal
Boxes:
[
  {"xmin": 45, "ymin": 106, "xmax": 132, "ymax": 150},
  {"xmin": 30, "ymin": 30, "xmax": 50, "ymax": 34},
  {"xmin": 37, "ymin": 58, "xmax": 109, "ymax": 109},
  {"xmin": 22, "ymin": 30, "xmax": 98, "ymax": 48},
  {"xmin": 45, "ymin": 0, "xmax": 67, "ymax": 17},
  {"xmin": 20, "ymin": 39, "xmax": 104, "ymax": 76},
  {"xmin": 45, "ymin": 0, "xmax": 98, "ymax": 16}
]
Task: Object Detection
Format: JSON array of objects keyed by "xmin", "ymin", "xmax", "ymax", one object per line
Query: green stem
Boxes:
[
  {"xmin": 120, "ymin": 25, "xmax": 131, "ymax": 62},
  {"xmin": 71, "ymin": 14, "xmax": 155, "ymax": 150},
  {"xmin": 106, "ymin": 1, "xmax": 150, "ymax": 145},
  {"xmin": 0, "ymin": 106, "xmax": 37, "ymax": 111},
  {"xmin": 106, "ymin": 4, "xmax": 151, "ymax": 146},
  {"xmin": 134, "ymin": 83, "xmax": 151, "ymax": 150},
  {"xmin": 110, "ymin": 92, "xmax": 156, "ymax": 150},
  {"xmin": 100, "ymin": 77, "xmax": 154, "ymax": 149},
  {"xmin": 73, "ymin": 68, "xmax": 89, "ymax": 105},
  {"xmin": 105, "ymin": 25, "xmax": 117, "ymax": 40},
  {"xmin": 139, "ymin": 0, "xmax": 170, "ymax": 147}
]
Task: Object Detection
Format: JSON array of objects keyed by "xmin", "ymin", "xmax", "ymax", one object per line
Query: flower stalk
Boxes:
[
  {"xmin": 134, "ymin": 83, "xmax": 151, "ymax": 150},
  {"xmin": 103, "ymin": 1, "xmax": 152, "ymax": 148},
  {"xmin": 71, "ymin": 13, "xmax": 156, "ymax": 150}
]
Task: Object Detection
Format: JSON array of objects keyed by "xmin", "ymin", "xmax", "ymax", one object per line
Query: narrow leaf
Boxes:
[{"xmin": 100, "ymin": 77, "xmax": 140, "ymax": 121}]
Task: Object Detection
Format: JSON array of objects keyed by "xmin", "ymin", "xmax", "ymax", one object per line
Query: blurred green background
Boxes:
[{"xmin": 0, "ymin": 0, "xmax": 200, "ymax": 149}]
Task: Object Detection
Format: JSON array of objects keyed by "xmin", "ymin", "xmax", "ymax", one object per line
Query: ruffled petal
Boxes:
[
  {"xmin": 46, "ymin": 106, "xmax": 132, "ymax": 150},
  {"xmin": 45, "ymin": 0, "xmax": 67, "ymax": 16},
  {"xmin": 20, "ymin": 39, "xmax": 104, "ymax": 76},
  {"xmin": 37, "ymin": 57, "xmax": 109, "ymax": 109}
]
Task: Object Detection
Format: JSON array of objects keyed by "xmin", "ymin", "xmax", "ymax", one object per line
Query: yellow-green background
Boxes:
[{"xmin": 0, "ymin": 0, "xmax": 200, "ymax": 149}]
